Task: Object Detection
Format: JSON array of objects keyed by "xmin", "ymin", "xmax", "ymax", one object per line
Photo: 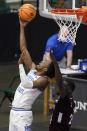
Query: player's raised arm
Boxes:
[
  {"xmin": 19, "ymin": 19, "xmax": 36, "ymax": 70},
  {"xmin": 18, "ymin": 54, "xmax": 27, "ymax": 82},
  {"xmin": 18, "ymin": 53, "xmax": 34, "ymax": 88},
  {"xmin": 19, "ymin": 20, "xmax": 28, "ymax": 52}
]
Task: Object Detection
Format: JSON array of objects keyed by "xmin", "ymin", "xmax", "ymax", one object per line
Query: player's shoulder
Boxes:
[
  {"xmin": 27, "ymin": 69, "xmax": 40, "ymax": 80},
  {"xmin": 28, "ymin": 69, "xmax": 37, "ymax": 74},
  {"xmin": 48, "ymin": 33, "xmax": 58, "ymax": 41},
  {"xmin": 46, "ymin": 33, "xmax": 58, "ymax": 47},
  {"xmin": 63, "ymin": 95, "xmax": 74, "ymax": 103}
]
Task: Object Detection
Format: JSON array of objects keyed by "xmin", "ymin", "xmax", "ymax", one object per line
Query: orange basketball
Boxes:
[{"xmin": 19, "ymin": 4, "xmax": 36, "ymax": 22}]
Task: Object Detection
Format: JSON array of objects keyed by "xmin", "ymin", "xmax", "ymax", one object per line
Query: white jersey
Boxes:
[{"xmin": 12, "ymin": 69, "xmax": 42, "ymax": 110}]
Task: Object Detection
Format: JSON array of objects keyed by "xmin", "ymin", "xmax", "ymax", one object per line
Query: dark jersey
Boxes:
[{"xmin": 49, "ymin": 95, "xmax": 75, "ymax": 131}]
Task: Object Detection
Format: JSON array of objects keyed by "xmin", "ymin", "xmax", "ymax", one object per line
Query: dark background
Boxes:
[{"xmin": 0, "ymin": 13, "xmax": 87, "ymax": 63}]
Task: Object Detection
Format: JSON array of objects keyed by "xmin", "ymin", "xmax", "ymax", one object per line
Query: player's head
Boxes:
[
  {"xmin": 36, "ymin": 62, "xmax": 55, "ymax": 78},
  {"xmin": 59, "ymin": 25, "xmax": 69, "ymax": 42},
  {"xmin": 62, "ymin": 79, "xmax": 75, "ymax": 95}
]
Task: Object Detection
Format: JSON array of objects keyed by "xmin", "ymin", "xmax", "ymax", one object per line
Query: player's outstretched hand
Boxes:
[
  {"xmin": 19, "ymin": 17, "xmax": 28, "ymax": 28},
  {"xmin": 66, "ymin": 67, "xmax": 72, "ymax": 70}
]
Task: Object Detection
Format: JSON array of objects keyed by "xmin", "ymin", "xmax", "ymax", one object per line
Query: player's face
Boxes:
[{"xmin": 36, "ymin": 64, "xmax": 45, "ymax": 71}]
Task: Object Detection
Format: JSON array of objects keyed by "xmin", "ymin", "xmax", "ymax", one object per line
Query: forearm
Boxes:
[
  {"xmin": 67, "ymin": 50, "xmax": 73, "ymax": 68},
  {"xmin": 19, "ymin": 23, "xmax": 34, "ymax": 70},
  {"xmin": 21, "ymin": 50, "xmax": 34, "ymax": 70},
  {"xmin": 20, "ymin": 25, "xmax": 27, "ymax": 52},
  {"xmin": 67, "ymin": 59, "xmax": 72, "ymax": 68}
]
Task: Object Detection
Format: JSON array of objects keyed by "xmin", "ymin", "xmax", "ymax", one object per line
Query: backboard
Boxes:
[{"xmin": 39, "ymin": 0, "xmax": 87, "ymax": 19}]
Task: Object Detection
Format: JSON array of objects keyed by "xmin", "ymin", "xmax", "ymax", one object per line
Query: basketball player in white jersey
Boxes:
[{"xmin": 9, "ymin": 20, "xmax": 55, "ymax": 131}]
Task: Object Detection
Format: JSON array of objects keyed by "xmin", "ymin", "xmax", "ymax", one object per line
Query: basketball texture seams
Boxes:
[{"xmin": 19, "ymin": 4, "xmax": 36, "ymax": 22}]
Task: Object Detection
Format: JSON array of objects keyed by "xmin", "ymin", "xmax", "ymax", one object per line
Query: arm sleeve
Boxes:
[
  {"xmin": 45, "ymin": 38, "xmax": 54, "ymax": 52},
  {"xmin": 19, "ymin": 64, "xmax": 33, "ymax": 88},
  {"xmin": 66, "ymin": 42, "xmax": 74, "ymax": 50}
]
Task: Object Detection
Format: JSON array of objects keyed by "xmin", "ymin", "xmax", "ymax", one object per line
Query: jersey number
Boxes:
[{"xmin": 57, "ymin": 112, "xmax": 73, "ymax": 125}]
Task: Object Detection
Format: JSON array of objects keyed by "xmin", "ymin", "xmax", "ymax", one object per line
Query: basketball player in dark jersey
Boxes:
[{"xmin": 49, "ymin": 50, "xmax": 75, "ymax": 131}]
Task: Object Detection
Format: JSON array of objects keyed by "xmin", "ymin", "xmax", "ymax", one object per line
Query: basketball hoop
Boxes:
[{"xmin": 49, "ymin": 8, "xmax": 87, "ymax": 45}]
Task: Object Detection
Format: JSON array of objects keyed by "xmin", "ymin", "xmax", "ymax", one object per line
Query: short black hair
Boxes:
[
  {"xmin": 43, "ymin": 62, "xmax": 55, "ymax": 78},
  {"xmin": 62, "ymin": 79, "xmax": 75, "ymax": 93}
]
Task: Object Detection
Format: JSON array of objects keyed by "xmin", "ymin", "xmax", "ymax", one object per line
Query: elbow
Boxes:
[{"xmin": 20, "ymin": 46, "xmax": 26, "ymax": 53}]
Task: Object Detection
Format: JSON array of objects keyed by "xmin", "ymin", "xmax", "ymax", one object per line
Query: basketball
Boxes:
[{"xmin": 19, "ymin": 4, "xmax": 36, "ymax": 22}]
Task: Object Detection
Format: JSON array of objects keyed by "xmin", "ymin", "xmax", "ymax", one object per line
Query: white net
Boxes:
[{"xmin": 51, "ymin": 13, "xmax": 83, "ymax": 45}]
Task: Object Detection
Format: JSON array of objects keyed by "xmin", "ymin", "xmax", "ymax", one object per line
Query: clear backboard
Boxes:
[{"xmin": 39, "ymin": 0, "xmax": 87, "ymax": 19}]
